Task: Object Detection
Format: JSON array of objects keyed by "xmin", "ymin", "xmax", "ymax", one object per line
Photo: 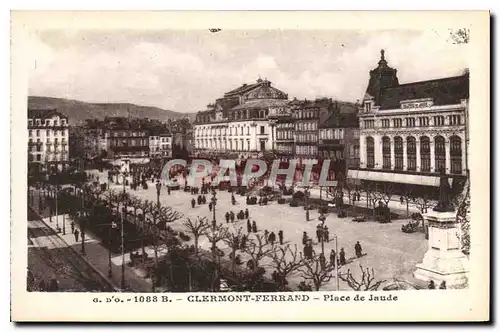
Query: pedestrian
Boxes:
[
  {"xmin": 208, "ymin": 202, "xmax": 213, "ymax": 212},
  {"xmin": 226, "ymin": 212, "xmax": 231, "ymax": 223},
  {"xmin": 323, "ymin": 226, "xmax": 329, "ymax": 243},
  {"xmin": 439, "ymin": 281, "xmax": 447, "ymax": 289},
  {"xmin": 167, "ymin": 187, "xmax": 171, "ymax": 195},
  {"xmin": 70, "ymin": 221, "xmax": 75, "ymax": 234},
  {"xmin": 264, "ymin": 230, "xmax": 269, "ymax": 244},
  {"xmin": 240, "ymin": 234, "xmax": 247, "ymax": 249},
  {"xmin": 329, "ymin": 249, "xmax": 336, "ymax": 266},
  {"xmin": 278, "ymin": 230, "xmax": 284, "ymax": 245},
  {"xmin": 316, "ymin": 225, "xmax": 322, "ymax": 243},
  {"xmin": 244, "ymin": 208, "xmax": 249, "ymax": 219},
  {"xmin": 252, "ymin": 220, "xmax": 257, "ymax": 233},
  {"xmin": 197, "ymin": 195, "xmax": 202, "ymax": 205},
  {"xmin": 246, "ymin": 196, "xmax": 250, "ymax": 205},
  {"xmin": 339, "ymin": 248, "xmax": 346, "ymax": 266},
  {"xmin": 269, "ymin": 231, "xmax": 276, "ymax": 245},
  {"xmin": 231, "ymin": 195, "xmax": 236, "ymax": 205},
  {"xmin": 230, "ymin": 211, "xmax": 235, "ymax": 223},
  {"xmin": 302, "ymin": 232, "xmax": 309, "ymax": 246},
  {"xmin": 74, "ymin": 229, "xmax": 80, "ymax": 242},
  {"xmin": 428, "ymin": 280, "xmax": 436, "ymax": 289},
  {"xmin": 400, "ymin": 196, "xmax": 404, "ymax": 204},
  {"xmin": 319, "ymin": 253, "xmax": 326, "ymax": 270},
  {"xmin": 191, "ymin": 198, "xmax": 196, "ymax": 209},
  {"xmin": 354, "ymin": 241, "xmax": 363, "ymax": 258},
  {"xmin": 247, "ymin": 219, "xmax": 252, "ymax": 233}
]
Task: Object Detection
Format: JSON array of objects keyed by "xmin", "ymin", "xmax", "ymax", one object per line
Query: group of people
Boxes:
[
  {"xmin": 263, "ymin": 229, "xmax": 284, "ymax": 246},
  {"xmin": 224, "ymin": 208, "xmax": 249, "ymax": 223}
]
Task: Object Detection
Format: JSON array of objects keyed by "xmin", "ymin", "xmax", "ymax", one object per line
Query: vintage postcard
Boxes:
[{"xmin": 10, "ymin": 11, "xmax": 490, "ymax": 322}]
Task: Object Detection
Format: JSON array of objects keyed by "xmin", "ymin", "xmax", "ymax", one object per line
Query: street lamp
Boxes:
[
  {"xmin": 333, "ymin": 234, "xmax": 340, "ymax": 291},
  {"xmin": 305, "ymin": 187, "xmax": 310, "ymax": 221},
  {"xmin": 156, "ymin": 180, "xmax": 161, "ymax": 207},
  {"xmin": 119, "ymin": 191, "xmax": 128, "ymax": 291},
  {"xmin": 318, "ymin": 212, "xmax": 326, "ymax": 255},
  {"xmin": 211, "ymin": 191, "xmax": 217, "ymax": 230}
]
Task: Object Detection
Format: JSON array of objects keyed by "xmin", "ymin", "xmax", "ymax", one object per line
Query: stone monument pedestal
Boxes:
[{"xmin": 414, "ymin": 210, "xmax": 469, "ymax": 287}]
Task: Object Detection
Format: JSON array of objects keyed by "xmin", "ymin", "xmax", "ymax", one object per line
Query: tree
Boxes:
[
  {"xmin": 243, "ymin": 233, "xmax": 277, "ymax": 271},
  {"xmin": 266, "ymin": 244, "xmax": 305, "ymax": 290},
  {"xmin": 204, "ymin": 223, "xmax": 229, "ymax": 259},
  {"xmin": 449, "ymin": 28, "xmax": 470, "ymax": 44},
  {"xmin": 183, "ymin": 216, "xmax": 211, "ymax": 254},
  {"xmin": 339, "ymin": 264, "xmax": 386, "ymax": 291},
  {"xmin": 412, "ymin": 194, "xmax": 433, "ymax": 230},
  {"xmin": 400, "ymin": 185, "xmax": 414, "ymax": 218},
  {"xmin": 456, "ymin": 179, "xmax": 470, "ymax": 255},
  {"xmin": 223, "ymin": 226, "xmax": 245, "ymax": 274},
  {"xmin": 298, "ymin": 253, "xmax": 336, "ymax": 291}
]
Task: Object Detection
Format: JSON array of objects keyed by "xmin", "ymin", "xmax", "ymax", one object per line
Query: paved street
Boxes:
[
  {"xmin": 28, "ymin": 210, "xmax": 115, "ymax": 292},
  {"xmin": 95, "ymin": 170, "xmax": 428, "ymax": 290}
]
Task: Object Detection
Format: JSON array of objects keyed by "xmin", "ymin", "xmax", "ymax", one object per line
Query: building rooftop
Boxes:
[
  {"xmin": 28, "ymin": 108, "xmax": 68, "ymax": 120},
  {"xmin": 378, "ymin": 74, "xmax": 469, "ymax": 110}
]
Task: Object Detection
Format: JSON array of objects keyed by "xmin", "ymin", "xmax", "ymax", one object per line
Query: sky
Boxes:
[{"xmin": 28, "ymin": 29, "xmax": 469, "ymax": 113}]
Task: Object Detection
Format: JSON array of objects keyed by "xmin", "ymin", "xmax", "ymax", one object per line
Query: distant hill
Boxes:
[{"xmin": 28, "ymin": 96, "xmax": 196, "ymax": 125}]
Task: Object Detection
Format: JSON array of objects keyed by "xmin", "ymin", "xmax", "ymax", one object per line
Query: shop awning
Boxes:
[{"xmin": 347, "ymin": 169, "xmax": 440, "ymax": 187}]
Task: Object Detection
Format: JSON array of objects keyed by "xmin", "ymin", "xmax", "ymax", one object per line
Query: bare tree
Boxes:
[
  {"xmin": 183, "ymin": 216, "xmax": 211, "ymax": 254},
  {"xmin": 412, "ymin": 194, "xmax": 433, "ymax": 230},
  {"xmin": 400, "ymin": 185, "xmax": 414, "ymax": 218},
  {"xmin": 298, "ymin": 253, "xmax": 336, "ymax": 291},
  {"xmin": 204, "ymin": 223, "xmax": 230, "ymax": 259},
  {"xmin": 223, "ymin": 226, "xmax": 245, "ymax": 274},
  {"xmin": 449, "ymin": 28, "xmax": 470, "ymax": 44},
  {"xmin": 456, "ymin": 180, "xmax": 470, "ymax": 255},
  {"xmin": 266, "ymin": 244, "xmax": 305, "ymax": 289},
  {"xmin": 243, "ymin": 233, "xmax": 277, "ymax": 271},
  {"xmin": 339, "ymin": 264, "xmax": 386, "ymax": 291}
]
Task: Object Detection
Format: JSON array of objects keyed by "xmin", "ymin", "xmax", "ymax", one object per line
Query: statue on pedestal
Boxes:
[{"xmin": 433, "ymin": 172, "xmax": 455, "ymax": 213}]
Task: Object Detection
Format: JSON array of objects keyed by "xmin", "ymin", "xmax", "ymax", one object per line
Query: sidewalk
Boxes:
[{"xmin": 33, "ymin": 204, "xmax": 153, "ymax": 292}]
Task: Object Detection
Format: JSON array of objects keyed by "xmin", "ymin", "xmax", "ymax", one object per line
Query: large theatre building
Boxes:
[{"xmin": 349, "ymin": 50, "xmax": 469, "ymax": 198}]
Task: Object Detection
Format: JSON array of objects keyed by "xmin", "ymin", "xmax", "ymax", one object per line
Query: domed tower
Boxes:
[
  {"xmin": 244, "ymin": 79, "xmax": 288, "ymax": 101},
  {"xmin": 365, "ymin": 50, "xmax": 399, "ymax": 104}
]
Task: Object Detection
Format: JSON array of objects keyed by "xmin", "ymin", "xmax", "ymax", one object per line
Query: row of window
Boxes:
[
  {"xmin": 296, "ymin": 133, "xmax": 318, "ymax": 143},
  {"xmin": 29, "ymin": 145, "xmax": 68, "ymax": 152},
  {"xmin": 28, "ymin": 119, "xmax": 67, "ymax": 127},
  {"xmin": 196, "ymin": 125, "xmax": 267, "ymax": 137},
  {"xmin": 196, "ymin": 139, "xmax": 252, "ymax": 151},
  {"xmin": 109, "ymin": 139, "xmax": 148, "ymax": 147},
  {"xmin": 295, "ymin": 122, "xmax": 318, "ymax": 131},
  {"xmin": 29, "ymin": 138, "xmax": 67, "ymax": 144},
  {"xmin": 365, "ymin": 115, "xmax": 462, "ymax": 129},
  {"xmin": 294, "ymin": 110, "xmax": 319, "ymax": 119},
  {"xmin": 276, "ymin": 131, "xmax": 294, "ymax": 140},
  {"xmin": 28, "ymin": 154, "xmax": 68, "ymax": 162},
  {"xmin": 365, "ymin": 135, "xmax": 463, "ymax": 174},
  {"xmin": 296, "ymin": 146, "xmax": 318, "ymax": 156},
  {"xmin": 319, "ymin": 128, "xmax": 345, "ymax": 140},
  {"xmin": 276, "ymin": 145, "xmax": 294, "ymax": 154},
  {"xmin": 149, "ymin": 137, "xmax": 172, "ymax": 142},
  {"xmin": 110, "ymin": 131, "xmax": 146, "ymax": 137},
  {"xmin": 29, "ymin": 129, "xmax": 67, "ymax": 137}
]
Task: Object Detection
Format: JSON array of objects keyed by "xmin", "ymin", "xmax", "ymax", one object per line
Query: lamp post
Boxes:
[
  {"xmin": 119, "ymin": 192, "xmax": 128, "ymax": 291},
  {"xmin": 333, "ymin": 234, "xmax": 339, "ymax": 291},
  {"xmin": 318, "ymin": 212, "xmax": 326, "ymax": 255},
  {"xmin": 156, "ymin": 180, "xmax": 161, "ymax": 207},
  {"xmin": 305, "ymin": 187, "xmax": 310, "ymax": 221},
  {"xmin": 211, "ymin": 191, "xmax": 217, "ymax": 230},
  {"xmin": 79, "ymin": 187, "xmax": 86, "ymax": 255}
]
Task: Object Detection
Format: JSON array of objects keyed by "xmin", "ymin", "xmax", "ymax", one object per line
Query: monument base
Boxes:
[{"xmin": 413, "ymin": 210, "xmax": 469, "ymax": 287}]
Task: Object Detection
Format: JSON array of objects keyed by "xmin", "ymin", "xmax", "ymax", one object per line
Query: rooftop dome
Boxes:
[{"xmin": 244, "ymin": 79, "xmax": 288, "ymax": 100}]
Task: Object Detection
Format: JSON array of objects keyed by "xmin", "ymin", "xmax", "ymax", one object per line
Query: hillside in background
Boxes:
[{"xmin": 28, "ymin": 96, "xmax": 196, "ymax": 125}]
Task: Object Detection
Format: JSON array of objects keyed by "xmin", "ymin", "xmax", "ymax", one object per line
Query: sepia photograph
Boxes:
[{"xmin": 11, "ymin": 10, "xmax": 490, "ymax": 322}]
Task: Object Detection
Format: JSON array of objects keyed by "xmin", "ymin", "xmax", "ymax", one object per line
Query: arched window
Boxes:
[
  {"xmin": 394, "ymin": 136, "xmax": 403, "ymax": 170},
  {"xmin": 366, "ymin": 137, "xmax": 374, "ymax": 168},
  {"xmin": 382, "ymin": 136, "xmax": 391, "ymax": 169},
  {"xmin": 407, "ymin": 137, "xmax": 417, "ymax": 171},
  {"xmin": 450, "ymin": 136, "xmax": 462, "ymax": 174},
  {"xmin": 434, "ymin": 135, "xmax": 446, "ymax": 173},
  {"xmin": 420, "ymin": 136, "xmax": 430, "ymax": 172}
]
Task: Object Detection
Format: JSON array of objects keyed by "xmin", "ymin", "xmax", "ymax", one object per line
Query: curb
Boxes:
[{"xmin": 29, "ymin": 206, "xmax": 121, "ymax": 292}]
